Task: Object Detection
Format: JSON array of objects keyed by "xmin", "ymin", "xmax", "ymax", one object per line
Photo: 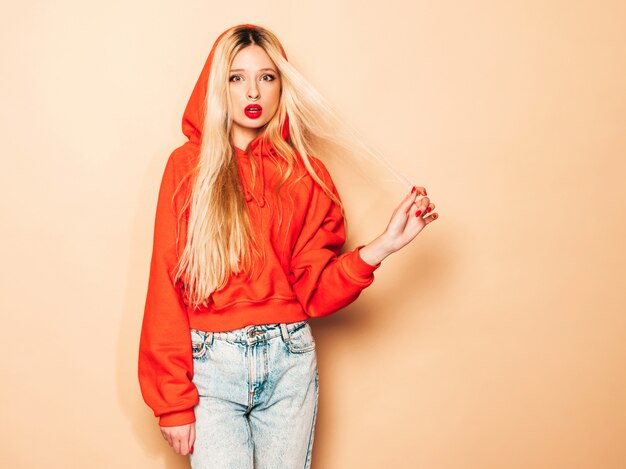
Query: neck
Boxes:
[{"xmin": 231, "ymin": 126, "xmax": 261, "ymax": 150}]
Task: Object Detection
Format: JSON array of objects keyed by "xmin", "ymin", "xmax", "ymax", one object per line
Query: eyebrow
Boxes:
[{"xmin": 229, "ymin": 68, "xmax": 277, "ymax": 73}]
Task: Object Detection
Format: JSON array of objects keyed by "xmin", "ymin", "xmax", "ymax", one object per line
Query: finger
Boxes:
[
  {"xmin": 180, "ymin": 434, "xmax": 190, "ymax": 456},
  {"xmin": 411, "ymin": 186, "xmax": 427, "ymax": 196},
  {"xmin": 189, "ymin": 424, "xmax": 196, "ymax": 455},
  {"xmin": 411, "ymin": 204, "xmax": 421, "ymax": 216},
  {"xmin": 416, "ymin": 196, "xmax": 430, "ymax": 210},
  {"xmin": 413, "ymin": 199, "xmax": 431, "ymax": 217},
  {"xmin": 399, "ymin": 188, "xmax": 419, "ymax": 214},
  {"xmin": 161, "ymin": 429, "xmax": 172, "ymax": 447},
  {"xmin": 423, "ymin": 212, "xmax": 439, "ymax": 223}
]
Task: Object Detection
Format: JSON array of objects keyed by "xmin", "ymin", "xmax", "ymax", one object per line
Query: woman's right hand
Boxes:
[{"xmin": 160, "ymin": 422, "xmax": 195, "ymax": 456}]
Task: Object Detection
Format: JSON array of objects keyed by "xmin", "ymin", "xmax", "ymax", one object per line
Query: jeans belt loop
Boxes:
[{"xmin": 279, "ymin": 323, "xmax": 291, "ymax": 343}]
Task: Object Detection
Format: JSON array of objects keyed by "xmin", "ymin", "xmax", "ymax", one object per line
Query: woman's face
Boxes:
[{"xmin": 228, "ymin": 45, "xmax": 281, "ymax": 149}]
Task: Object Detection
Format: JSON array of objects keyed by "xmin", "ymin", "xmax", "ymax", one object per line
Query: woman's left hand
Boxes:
[
  {"xmin": 383, "ymin": 186, "xmax": 437, "ymax": 253},
  {"xmin": 358, "ymin": 186, "xmax": 438, "ymax": 266}
]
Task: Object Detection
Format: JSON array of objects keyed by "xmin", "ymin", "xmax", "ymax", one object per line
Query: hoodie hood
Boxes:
[
  {"xmin": 179, "ymin": 24, "xmax": 290, "ymax": 208},
  {"xmin": 181, "ymin": 24, "xmax": 290, "ymax": 148}
]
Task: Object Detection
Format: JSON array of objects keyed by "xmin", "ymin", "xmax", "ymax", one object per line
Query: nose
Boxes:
[{"xmin": 247, "ymin": 83, "xmax": 260, "ymax": 101}]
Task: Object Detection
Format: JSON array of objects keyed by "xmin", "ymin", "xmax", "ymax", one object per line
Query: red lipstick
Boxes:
[{"xmin": 245, "ymin": 104, "xmax": 263, "ymax": 119}]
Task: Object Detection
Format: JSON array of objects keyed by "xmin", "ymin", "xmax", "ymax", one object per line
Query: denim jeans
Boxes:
[{"xmin": 189, "ymin": 320, "xmax": 319, "ymax": 469}]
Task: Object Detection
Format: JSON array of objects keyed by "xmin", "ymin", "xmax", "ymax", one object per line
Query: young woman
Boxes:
[{"xmin": 138, "ymin": 23, "xmax": 438, "ymax": 469}]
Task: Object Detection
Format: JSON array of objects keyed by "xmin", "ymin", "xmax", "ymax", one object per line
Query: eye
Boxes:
[
  {"xmin": 261, "ymin": 74, "xmax": 276, "ymax": 81},
  {"xmin": 229, "ymin": 75, "xmax": 243, "ymax": 82}
]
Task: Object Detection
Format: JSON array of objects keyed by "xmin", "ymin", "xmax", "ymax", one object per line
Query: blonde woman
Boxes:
[{"xmin": 138, "ymin": 23, "xmax": 438, "ymax": 469}]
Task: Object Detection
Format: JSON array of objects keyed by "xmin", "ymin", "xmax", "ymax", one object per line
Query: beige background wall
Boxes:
[{"xmin": 1, "ymin": 0, "xmax": 624, "ymax": 468}]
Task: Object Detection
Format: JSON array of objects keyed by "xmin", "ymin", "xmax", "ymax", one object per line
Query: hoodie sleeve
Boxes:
[
  {"xmin": 138, "ymin": 152, "xmax": 198, "ymax": 427},
  {"xmin": 289, "ymin": 157, "xmax": 381, "ymax": 317}
]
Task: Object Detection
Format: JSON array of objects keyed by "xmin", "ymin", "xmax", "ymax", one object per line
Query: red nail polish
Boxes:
[
  {"xmin": 191, "ymin": 445, "xmax": 194, "ymax": 454},
  {"xmin": 423, "ymin": 189, "xmax": 427, "ymax": 196},
  {"xmin": 427, "ymin": 206, "xmax": 432, "ymax": 213},
  {"xmin": 411, "ymin": 186, "xmax": 416, "ymax": 194},
  {"xmin": 415, "ymin": 210, "xmax": 422, "ymax": 217}
]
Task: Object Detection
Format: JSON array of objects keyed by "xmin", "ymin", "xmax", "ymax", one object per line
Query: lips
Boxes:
[{"xmin": 244, "ymin": 104, "xmax": 263, "ymax": 119}]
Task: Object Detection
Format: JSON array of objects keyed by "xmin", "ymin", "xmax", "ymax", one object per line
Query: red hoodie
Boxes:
[{"xmin": 138, "ymin": 24, "xmax": 381, "ymax": 427}]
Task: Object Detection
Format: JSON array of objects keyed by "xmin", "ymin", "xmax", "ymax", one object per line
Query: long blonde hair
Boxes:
[{"xmin": 174, "ymin": 25, "xmax": 409, "ymax": 309}]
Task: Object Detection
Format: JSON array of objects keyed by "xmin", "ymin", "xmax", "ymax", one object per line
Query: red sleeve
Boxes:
[
  {"xmin": 138, "ymin": 152, "xmax": 198, "ymax": 427},
  {"xmin": 289, "ymin": 158, "xmax": 381, "ymax": 317}
]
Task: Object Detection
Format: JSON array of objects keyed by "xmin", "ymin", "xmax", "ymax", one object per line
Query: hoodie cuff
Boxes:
[
  {"xmin": 159, "ymin": 408, "xmax": 196, "ymax": 427},
  {"xmin": 342, "ymin": 245, "xmax": 381, "ymax": 282}
]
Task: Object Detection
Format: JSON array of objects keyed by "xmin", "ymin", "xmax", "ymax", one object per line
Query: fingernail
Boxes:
[
  {"xmin": 433, "ymin": 213, "xmax": 438, "ymax": 219},
  {"xmin": 191, "ymin": 445, "xmax": 194, "ymax": 454},
  {"xmin": 427, "ymin": 206, "xmax": 432, "ymax": 213},
  {"xmin": 411, "ymin": 186, "xmax": 416, "ymax": 194},
  {"xmin": 423, "ymin": 189, "xmax": 427, "ymax": 196},
  {"xmin": 415, "ymin": 210, "xmax": 422, "ymax": 217}
]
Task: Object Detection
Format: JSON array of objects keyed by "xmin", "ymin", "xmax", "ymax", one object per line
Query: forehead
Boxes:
[{"xmin": 230, "ymin": 45, "xmax": 277, "ymax": 71}]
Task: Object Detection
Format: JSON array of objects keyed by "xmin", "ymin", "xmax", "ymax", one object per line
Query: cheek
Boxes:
[
  {"xmin": 229, "ymin": 87, "xmax": 243, "ymax": 102},
  {"xmin": 270, "ymin": 87, "xmax": 281, "ymax": 108}
]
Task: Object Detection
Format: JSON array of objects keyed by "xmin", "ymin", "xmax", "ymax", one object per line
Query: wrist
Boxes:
[{"xmin": 358, "ymin": 235, "xmax": 394, "ymax": 266}]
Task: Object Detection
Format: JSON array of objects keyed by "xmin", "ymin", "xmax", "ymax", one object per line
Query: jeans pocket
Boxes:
[
  {"xmin": 191, "ymin": 329, "xmax": 212, "ymax": 360},
  {"xmin": 285, "ymin": 322, "xmax": 316, "ymax": 354}
]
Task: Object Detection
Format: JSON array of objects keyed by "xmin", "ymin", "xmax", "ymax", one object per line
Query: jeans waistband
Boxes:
[{"xmin": 191, "ymin": 320, "xmax": 308, "ymax": 347}]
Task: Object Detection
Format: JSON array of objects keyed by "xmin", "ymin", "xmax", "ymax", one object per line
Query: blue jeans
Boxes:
[{"xmin": 189, "ymin": 320, "xmax": 319, "ymax": 469}]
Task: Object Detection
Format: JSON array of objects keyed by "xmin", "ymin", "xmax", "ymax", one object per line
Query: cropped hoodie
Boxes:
[{"xmin": 138, "ymin": 24, "xmax": 381, "ymax": 427}]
